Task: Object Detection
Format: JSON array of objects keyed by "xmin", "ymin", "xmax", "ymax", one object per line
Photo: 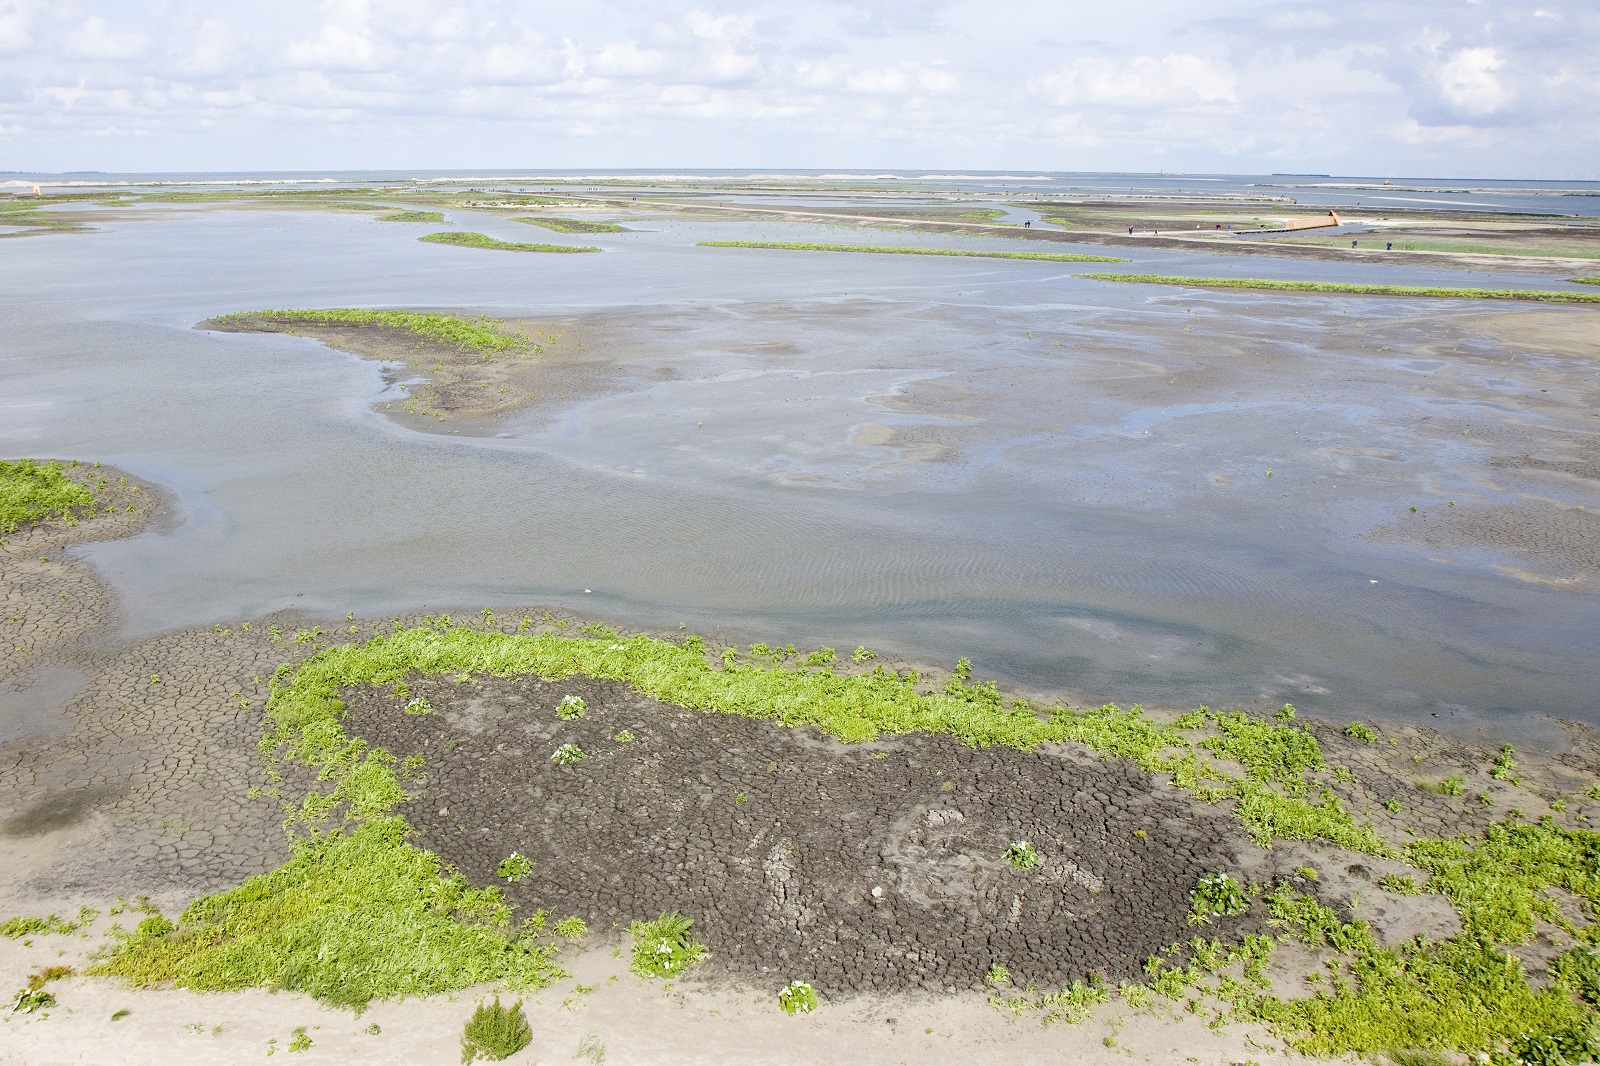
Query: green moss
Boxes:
[
  {"xmin": 0, "ymin": 458, "xmax": 96, "ymax": 533},
  {"xmin": 419, "ymin": 231, "xmax": 600, "ymax": 253},
  {"xmin": 510, "ymin": 216, "xmax": 624, "ymax": 234},
  {"xmin": 698, "ymin": 240, "xmax": 1123, "ymax": 263},
  {"xmin": 1076, "ymin": 274, "xmax": 1600, "ymax": 304},
  {"xmin": 212, "ymin": 308, "xmax": 528, "ymax": 355}
]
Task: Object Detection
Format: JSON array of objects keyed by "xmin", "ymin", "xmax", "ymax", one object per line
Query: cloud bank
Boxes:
[{"xmin": 1, "ymin": 0, "xmax": 1595, "ymax": 176}]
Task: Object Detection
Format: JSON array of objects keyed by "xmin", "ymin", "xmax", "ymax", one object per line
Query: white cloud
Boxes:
[
  {"xmin": 1030, "ymin": 53, "xmax": 1237, "ymax": 109},
  {"xmin": 0, "ymin": 0, "xmax": 38, "ymax": 55},
  {"xmin": 1436, "ymin": 46, "xmax": 1509, "ymax": 114},
  {"xmin": 66, "ymin": 16, "xmax": 150, "ymax": 60}
]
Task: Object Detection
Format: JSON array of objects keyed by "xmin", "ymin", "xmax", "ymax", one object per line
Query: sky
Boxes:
[{"xmin": 1, "ymin": 0, "xmax": 1595, "ymax": 178}]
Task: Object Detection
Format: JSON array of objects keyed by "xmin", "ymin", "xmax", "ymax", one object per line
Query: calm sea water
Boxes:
[{"xmin": 2, "ymin": 191, "xmax": 1596, "ymax": 734}]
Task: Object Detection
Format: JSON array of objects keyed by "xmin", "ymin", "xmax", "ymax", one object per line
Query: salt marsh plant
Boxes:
[
  {"xmin": 379, "ymin": 211, "xmax": 444, "ymax": 223},
  {"xmin": 419, "ymin": 231, "xmax": 600, "ymax": 253},
  {"xmin": 778, "ymin": 980, "xmax": 818, "ymax": 1015},
  {"xmin": 551, "ymin": 743, "xmax": 584, "ymax": 765},
  {"xmin": 214, "ymin": 308, "xmax": 528, "ymax": 355},
  {"xmin": 629, "ymin": 912, "xmax": 707, "ymax": 979},
  {"xmin": 698, "ymin": 240, "xmax": 1122, "ymax": 263},
  {"xmin": 0, "ymin": 458, "xmax": 96, "ymax": 532},
  {"xmin": 460, "ymin": 997, "xmax": 532, "ymax": 1063},
  {"xmin": 557, "ymin": 695, "xmax": 586, "ymax": 720},
  {"xmin": 1345, "ymin": 722, "xmax": 1377, "ymax": 743},
  {"xmin": 1189, "ymin": 874, "xmax": 1248, "ymax": 924},
  {"xmin": 403, "ymin": 697, "xmax": 433, "ymax": 716},
  {"xmin": 1076, "ymin": 274, "xmax": 1600, "ymax": 305},
  {"xmin": 510, "ymin": 216, "xmax": 623, "ymax": 234},
  {"xmin": 1006, "ymin": 841, "xmax": 1042, "ymax": 869},
  {"xmin": 552, "ymin": 917, "xmax": 586, "ymax": 940},
  {"xmin": 497, "ymin": 853, "xmax": 533, "ymax": 882}
]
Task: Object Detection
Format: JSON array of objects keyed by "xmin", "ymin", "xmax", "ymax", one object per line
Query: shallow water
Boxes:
[{"xmin": 2, "ymin": 203, "xmax": 1597, "ymax": 731}]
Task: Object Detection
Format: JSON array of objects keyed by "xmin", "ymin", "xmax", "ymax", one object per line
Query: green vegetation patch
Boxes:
[
  {"xmin": 511, "ymin": 216, "xmax": 624, "ymax": 234},
  {"xmin": 419, "ymin": 231, "xmax": 600, "ymax": 253},
  {"xmin": 0, "ymin": 458, "xmax": 96, "ymax": 533},
  {"xmin": 461, "ymin": 996, "xmax": 532, "ymax": 1063},
  {"xmin": 1575, "ymin": 277, "xmax": 1600, "ymax": 286},
  {"xmin": 212, "ymin": 308, "xmax": 528, "ymax": 355},
  {"xmin": 629, "ymin": 912, "xmax": 708, "ymax": 979},
  {"xmin": 379, "ymin": 211, "xmax": 445, "ymax": 223},
  {"xmin": 1077, "ymin": 274, "xmax": 1600, "ymax": 304},
  {"xmin": 698, "ymin": 240, "xmax": 1122, "ymax": 263},
  {"xmin": 91, "ymin": 818, "xmax": 563, "ymax": 1009}
]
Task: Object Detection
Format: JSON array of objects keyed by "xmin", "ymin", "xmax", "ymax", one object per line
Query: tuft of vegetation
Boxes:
[
  {"xmin": 629, "ymin": 912, "xmax": 708, "ymax": 979},
  {"xmin": 213, "ymin": 308, "xmax": 528, "ymax": 355},
  {"xmin": 697, "ymin": 240, "xmax": 1123, "ymax": 263},
  {"xmin": 778, "ymin": 979, "xmax": 818, "ymax": 1015},
  {"xmin": 556, "ymin": 695, "xmax": 586, "ymax": 720},
  {"xmin": 419, "ymin": 231, "xmax": 600, "ymax": 253},
  {"xmin": 1419, "ymin": 776, "xmax": 1465, "ymax": 797},
  {"xmin": 379, "ymin": 211, "xmax": 445, "ymax": 223},
  {"xmin": 460, "ymin": 996, "xmax": 532, "ymax": 1063},
  {"xmin": 1379, "ymin": 874, "xmax": 1423, "ymax": 894},
  {"xmin": 1571, "ymin": 277, "xmax": 1600, "ymax": 286},
  {"xmin": 497, "ymin": 853, "xmax": 533, "ymax": 882},
  {"xmin": 511, "ymin": 216, "xmax": 624, "ymax": 234},
  {"xmin": 1345, "ymin": 722, "xmax": 1378, "ymax": 743},
  {"xmin": 1, "ymin": 913, "xmax": 81, "ymax": 939},
  {"xmin": 1491, "ymin": 746, "xmax": 1520, "ymax": 783},
  {"xmin": 552, "ymin": 917, "xmax": 586, "ymax": 940},
  {"xmin": 1076, "ymin": 274, "xmax": 1600, "ymax": 305},
  {"xmin": 1006, "ymin": 841, "xmax": 1042, "ymax": 869},
  {"xmin": 0, "ymin": 459, "xmax": 96, "ymax": 533},
  {"xmin": 403, "ymin": 697, "xmax": 433, "ymax": 716},
  {"xmin": 10, "ymin": 987, "xmax": 54, "ymax": 1014},
  {"xmin": 551, "ymin": 743, "xmax": 584, "ymax": 765},
  {"xmin": 1189, "ymin": 873, "xmax": 1249, "ymax": 925}
]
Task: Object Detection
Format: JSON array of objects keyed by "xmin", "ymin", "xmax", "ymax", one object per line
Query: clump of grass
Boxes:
[
  {"xmin": 557, "ymin": 695, "xmax": 586, "ymax": 720},
  {"xmin": 551, "ymin": 743, "xmax": 584, "ymax": 765},
  {"xmin": 1076, "ymin": 274, "xmax": 1600, "ymax": 305},
  {"xmin": 497, "ymin": 853, "xmax": 533, "ymax": 882},
  {"xmin": 1379, "ymin": 874, "xmax": 1422, "ymax": 894},
  {"xmin": 1491, "ymin": 746, "xmax": 1520, "ymax": 783},
  {"xmin": 511, "ymin": 216, "xmax": 623, "ymax": 234},
  {"xmin": 1419, "ymin": 776, "xmax": 1465, "ymax": 797},
  {"xmin": 213, "ymin": 308, "xmax": 527, "ymax": 355},
  {"xmin": 552, "ymin": 917, "xmax": 586, "ymax": 940},
  {"xmin": 612, "ymin": 730, "xmax": 635, "ymax": 743},
  {"xmin": 697, "ymin": 241, "xmax": 1122, "ymax": 263},
  {"xmin": 1006, "ymin": 841, "xmax": 1042, "ymax": 869},
  {"xmin": 1189, "ymin": 873, "xmax": 1249, "ymax": 925},
  {"xmin": 0, "ymin": 458, "xmax": 96, "ymax": 533},
  {"xmin": 1346, "ymin": 722, "xmax": 1377, "ymax": 743},
  {"xmin": 460, "ymin": 996, "xmax": 532, "ymax": 1063},
  {"xmin": 629, "ymin": 912, "xmax": 707, "ymax": 979},
  {"xmin": 9, "ymin": 987, "xmax": 54, "ymax": 1014},
  {"xmin": 778, "ymin": 979, "xmax": 818, "ymax": 1015},
  {"xmin": 1, "ymin": 913, "xmax": 81, "ymax": 938},
  {"xmin": 419, "ymin": 231, "xmax": 600, "ymax": 254},
  {"xmin": 403, "ymin": 697, "xmax": 432, "ymax": 716},
  {"xmin": 379, "ymin": 211, "xmax": 444, "ymax": 223}
]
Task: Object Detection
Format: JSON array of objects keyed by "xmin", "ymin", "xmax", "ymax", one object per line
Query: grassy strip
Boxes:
[
  {"xmin": 1077, "ymin": 274, "xmax": 1600, "ymax": 304},
  {"xmin": 698, "ymin": 241, "xmax": 1123, "ymax": 263},
  {"xmin": 211, "ymin": 308, "xmax": 528, "ymax": 355},
  {"xmin": 1575, "ymin": 277, "xmax": 1600, "ymax": 286},
  {"xmin": 379, "ymin": 210, "xmax": 444, "ymax": 223},
  {"xmin": 511, "ymin": 216, "xmax": 624, "ymax": 234},
  {"xmin": 419, "ymin": 231, "xmax": 600, "ymax": 253},
  {"xmin": 0, "ymin": 458, "xmax": 96, "ymax": 533}
]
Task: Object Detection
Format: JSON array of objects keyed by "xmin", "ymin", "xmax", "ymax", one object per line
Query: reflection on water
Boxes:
[{"xmin": 1, "ymin": 206, "xmax": 1596, "ymax": 731}]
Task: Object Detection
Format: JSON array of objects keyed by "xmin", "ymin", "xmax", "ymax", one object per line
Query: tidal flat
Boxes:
[{"xmin": 3, "ymin": 173, "xmax": 1600, "ymax": 1063}]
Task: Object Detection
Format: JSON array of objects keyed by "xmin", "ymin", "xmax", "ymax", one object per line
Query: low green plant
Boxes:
[
  {"xmin": 1189, "ymin": 873, "xmax": 1249, "ymax": 924},
  {"xmin": 403, "ymin": 697, "xmax": 432, "ymax": 716},
  {"xmin": 1, "ymin": 913, "xmax": 80, "ymax": 938},
  {"xmin": 552, "ymin": 917, "xmax": 587, "ymax": 940},
  {"xmin": 511, "ymin": 216, "xmax": 623, "ymax": 234},
  {"xmin": 551, "ymin": 743, "xmax": 584, "ymax": 765},
  {"xmin": 460, "ymin": 996, "xmax": 532, "ymax": 1063},
  {"xmin": 1492, "ymin": 746, "xmax": 1520, "ymax": 783},
  {"xmin": 612, "ymin": 730, "xmax": 635, "ymax": 743},
  {"xmin": 379, "ymin": 210, "xmax": 444, "ymax": 222},
  {"xmin": 10, "ymin": 987, "xmax": 54, "ymax": 1014},
  {"xmin": 778, "ymin": 979, "xmax": 818, "ymax": 1015},
  {"xmin": 1006, "ymin": 841, "xmax": 1042, "ymax": 869},
  {"xmin": 497, "ymin": 853, "xmax": 533, "ymax": 882},
  {"xmin": 1076, "ymin": 274, "xmax": 1600, "ymax": 305},
  {"xmin": 1379, "ymin": 874, "xmax": 1423, "ymax": 895},
  {"xmin": 1571, "ymin": 277, "xmax": 1600, "ymax": 286},
  {"xmin": 287, "ymin": 1027, "xmax": 313, "ymax": 1052},
  {"xmin": 0, "ymin": 459, "xmax": 96, "ymax": 533},
  {"xmin": 420, "ymin": 231, "xmax": 600, "ymax": 253},
  {"xmin": 1419, "ymin": 776, "xmax": 1465, "ymax": 797},
  {"xmin": 575, "ymin": 1032, "xmax": 607, "ymax": 1063},
  {"xmin": 557, "ymin": 695, "xmax": 586, "ymax": 719},
  {"xmin": 629, "ymin": 912, "xmax": 707, "ymax": 979},
  {"xmin": 1346, "ymin": 722, "xmax": 1378, "ymax": 743},
  {"xmin": 214, "ymin": 308, "xmax": 527, "ymax": 354},
  {"xmin": 699, "ymin": 240, "xmax": 1122, "ymax": 263}
]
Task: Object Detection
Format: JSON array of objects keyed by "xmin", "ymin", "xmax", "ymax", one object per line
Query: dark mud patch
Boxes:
[
  {"xmin": 342, "ymin": 673, "xmax": 1245, "ymax": 997},
  {"xmin": 2, "ymin": 783, "xmax": 124, "ymax": 836}
]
